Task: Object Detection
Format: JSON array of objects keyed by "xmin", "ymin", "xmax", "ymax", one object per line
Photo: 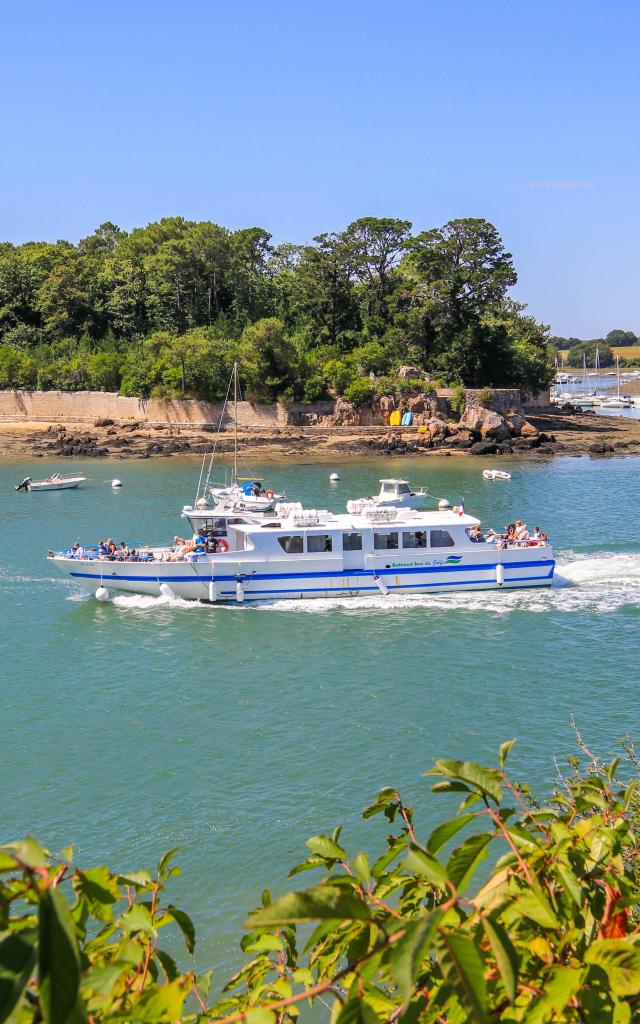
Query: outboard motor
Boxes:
[{"xmin": 15, "ymin": 477, "xmax": 31, "ymax": 492}]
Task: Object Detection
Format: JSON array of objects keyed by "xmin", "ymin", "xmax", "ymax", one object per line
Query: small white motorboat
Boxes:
[
  {"xmin": 483, "ymin": 469, "xmax": 511, "ymax": 481},
  {"xmin": 15, "ymin": 473, "xmax": 86, "ymax": 492},
  {"xmin": 210, "ymin": 479, "xmax": 286, "ymax": 512}
]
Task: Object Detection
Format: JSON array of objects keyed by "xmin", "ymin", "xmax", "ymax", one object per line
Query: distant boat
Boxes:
[
  {"xmin": 15, "ymin": 473, "xmax": 86, "ymax": 492},
  {"xmin": 483, "ymin": 469, "xmax": 511, "ymax": 481}
]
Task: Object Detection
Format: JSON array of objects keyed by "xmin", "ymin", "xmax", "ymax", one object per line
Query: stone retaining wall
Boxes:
[
  {"xmin": 0, "ymin": 390, "xmax": 293, "ymax": 427},
  {"xmin": 0, "ymin": 387, "xmax": 533, "ymax": 427}
]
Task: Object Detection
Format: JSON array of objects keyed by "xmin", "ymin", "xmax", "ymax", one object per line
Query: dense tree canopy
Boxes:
[
  {"xmin": 567, "ymin": 342, "xmax": 614, "ymax": 369},
  {"xmin": 0, "ymin": 216, "xmax": 553, "ymax": 400}
]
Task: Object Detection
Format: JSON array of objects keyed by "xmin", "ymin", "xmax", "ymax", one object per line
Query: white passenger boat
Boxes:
[
  {"xmin": 15, "ymin": 473, "xmax": 86, "ymax": 492},
  {"xmin": 347, "ymin": 479, "xmax": 429, "ymax": 512},
  {"xmin": 48, "ymin": 505, "xmax": 554, "ymax": 603}
]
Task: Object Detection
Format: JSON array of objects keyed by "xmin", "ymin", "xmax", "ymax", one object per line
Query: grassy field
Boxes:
[
  {"xmin": 558, "ymin": 345, "xmax": 640, "ymax": 366},
  {"xmin": 611, "ymin": 345, "xmax": 640, "ymax": 362}
]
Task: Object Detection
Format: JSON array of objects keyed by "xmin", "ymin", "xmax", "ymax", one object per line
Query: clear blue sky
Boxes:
[{"xmin": 1, "ymin": 0, "xmax": 638, "ymax": 337}]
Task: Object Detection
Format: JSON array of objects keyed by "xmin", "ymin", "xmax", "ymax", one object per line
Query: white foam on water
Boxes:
[
  {"xmin": 253, "ymin": 550, "xmax": 640, "ymax": 617},
  {"xmin": 111, "ymin": 593, "xmax": 204, "ymax": 611}
]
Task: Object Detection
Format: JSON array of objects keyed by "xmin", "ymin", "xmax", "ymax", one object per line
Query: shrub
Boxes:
[
  {"xmin": 344, "ymin": 377, "xmax": 374, "ymax": 407},
  {"xmin": 477, "ymin": 387, "xmax": 494, "ymax": 408},
  {"xmin": 303, "ymin": 374, "xmax": 330, "ymax": 402},
  {"xmin": 322, "ymin": 359, "xmax": 355, "ymax": 395},
  {"xmin": 451, "ymin": 383, "xmax": 467, "ymax": 415},
  {"xmin": 3, "ymin": 738, "xmax": 640, "ymax": 1023}
]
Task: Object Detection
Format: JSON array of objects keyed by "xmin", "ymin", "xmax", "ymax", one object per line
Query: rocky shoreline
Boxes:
[{"xmin": 0, "ymin": 407, "xmax": 639, "ymax": 461}]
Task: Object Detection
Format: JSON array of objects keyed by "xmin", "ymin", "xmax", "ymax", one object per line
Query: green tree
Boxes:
[
  {"xmin": 87, "ymin": 351, "xmax": 122, "ymax": 391},
  {"xmin": 606, "ymin": 329, "xmax": 638, "ymax": 347},
  {"xmin": 567, "ymin": 341, "xmax": 614, "ymax": 368},
  {"xmin": 0, "ymin": 345, "xmax": 37, "ymax": 387},
  {"xmin": 293, "ymin": 233, "xmax": 360, "ymax": 348},
  {"xmin": 241, "ymin": 317, "xmax": 300, "ymax": 400}
]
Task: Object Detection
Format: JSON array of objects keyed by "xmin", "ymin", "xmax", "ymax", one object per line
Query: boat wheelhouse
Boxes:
[
  {"xmin": 48, "ymin": 505, "xmax": 554, "ymax": 604},
  {"xmin": 347, "ymin": 478, "xmax": 429, "ymax": 512}
]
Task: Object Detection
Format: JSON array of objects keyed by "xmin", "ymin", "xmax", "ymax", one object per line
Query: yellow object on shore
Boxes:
[{"xmin": 389, "ymin": 410, "xmax": 401, "ymax": 426}]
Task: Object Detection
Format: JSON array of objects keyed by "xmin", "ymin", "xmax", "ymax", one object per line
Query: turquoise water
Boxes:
[{"xmin": 2, "ymin": 453, "xmax": 640, "ymax": 976}]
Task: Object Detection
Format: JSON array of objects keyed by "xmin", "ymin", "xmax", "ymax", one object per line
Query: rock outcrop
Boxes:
[{"xmin": 459, "ymin": 406, "xmax": 511, "ymax": 441}]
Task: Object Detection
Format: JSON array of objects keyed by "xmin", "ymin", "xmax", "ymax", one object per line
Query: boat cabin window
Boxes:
[
  {"xmin": 398, "ymin": 483, "xmax": 411, "ymax": 494},
  {"xmin": 307, "ymin": 534, "xmax": 333, "ymax": 553},
  {"xmin": 278, "ymin": 535, "xmax": 304, "ymax": 554},
  {"xmin": 374, "ymin": 531, "xmax": 399, "ymax": 550},
  {"xmin": 430, "ymin": 529, "xmax": 455, "ymax": 548},
  {"xmin": 403, "ymin": 530, "xmax": 427, "ymax": 549},
  {"xmin": 343, "ymin": 532, "xmax": 363, "ymax": 551}
]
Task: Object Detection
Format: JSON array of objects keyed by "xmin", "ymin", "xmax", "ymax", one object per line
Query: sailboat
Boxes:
[
  {"xmin": 600, "ymin": 357, "xmax": 633, "ymax": 408},
  {"xmin": 570, "ymin": 353, "xmax": 597, "ymax": 407},
  {"xmin": 185, "ymin": 363, "xmax": 287, "ymax": 526}
]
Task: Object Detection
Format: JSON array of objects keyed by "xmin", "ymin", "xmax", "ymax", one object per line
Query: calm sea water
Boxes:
[{"xmin": 2, "ymin": 453, "xmax": 640, "ymax": 976}]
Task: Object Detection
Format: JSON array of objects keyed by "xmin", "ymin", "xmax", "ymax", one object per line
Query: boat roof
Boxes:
[
  {"xmin": 232, "ymin": 508, "xmax": 480, "ymax": 534},
  {"xmin": 379, "ymin": 478, "xmax": 410, "ymax": 484}
]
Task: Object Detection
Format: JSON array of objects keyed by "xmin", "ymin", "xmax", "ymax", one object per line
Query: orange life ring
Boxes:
[
  {"xmin": 265, "ymin": 489, "xmax": 274, "ymax": 499},
  {"xmin": 217, "ymin": 539, "xmax": 229, "ymax": 553}
]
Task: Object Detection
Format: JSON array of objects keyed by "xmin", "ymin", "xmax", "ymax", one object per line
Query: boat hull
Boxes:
[
  {"xmin": 30, "ymin": 478, "xmax": 85, "ymax": 491},
  {"xmin": 50, "ymin": 547, "xmax": 555, "ymax": 603}
]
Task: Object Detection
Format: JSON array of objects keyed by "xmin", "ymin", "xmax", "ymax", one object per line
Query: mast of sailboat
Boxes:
[
  {"xmin": 233, "ymin": 360, "xmax": 239, "ymax": 484},
  {"xmin": 594, "ymin": 346, "xmax": 599, "ymax": 396}
]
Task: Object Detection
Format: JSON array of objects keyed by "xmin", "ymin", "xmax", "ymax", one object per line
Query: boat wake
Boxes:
[
  {"xmin": 111, "ymin": 593, "xmax": 202, "ymax": 611},
  {"xmin": 253, "ymin": 551, "xmax": 640, "ymax": 616}
]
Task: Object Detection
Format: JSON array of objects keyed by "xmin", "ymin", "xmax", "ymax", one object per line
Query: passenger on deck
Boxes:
[
  {"xmin": 468, "ymin": 524, "xmax": 485, "ymax": 543},
  {"xmin": 193, "ymin": 531, "xmax": 206, "ymax": 554},
  {"xmin": 71, "ymin": 541, "xmax": 82, "ymax": 558},
  {"xmin": 514, "ymin": 521, "xmax": 529, "ymax": 542},
  {"xmin": 97, "ymin": 540, "xmax": 108, "ymax": 556},
  {"xmin": 107, "ymin": 538, "xmax": 118, "ymax": 557},
  {"xmin": 505, "ymin": 524, "xmax": 516, "ymax": 543}
]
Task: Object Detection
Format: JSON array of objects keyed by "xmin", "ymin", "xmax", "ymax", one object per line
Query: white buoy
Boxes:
[
  {"xmin": 208, "ymin": 580, "xmax": 218, "ymax": 603},
  {"xmin": 438, "ymin": 499, "xmax": 451, "ymax": 510},
  {"xmin": 329, "ymin": 472, "xmax": 340, "ymax": 481},
  {"xmin": 95, "ymin": 586, "xmax": 110, "ymax": 602},
  {"xmin": 235, "ymin": 579, "xmax": 245, "ymax": 604},
  {"xmin": 496, "ymin": 563, "xmax": 505, "ymax": 587},
  {"xmin": 373, "ymin": 575, "xmax": 389, "ymax": 596},
  {"xmin": 111, "ymin": 479, "xmax": 122, "ymax": 488},
  {"xmin": 159, "ymin": 583, "xmax": 176, "ymax": 600}
]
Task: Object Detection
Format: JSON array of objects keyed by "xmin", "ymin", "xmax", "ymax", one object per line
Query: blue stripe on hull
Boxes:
[
  {"xmin": 68, "ymin": 558, "xmax": 555, "ymax": 584},
  {"xmin": 217, "ymin": 573, "xmax": 553, "ymax": 600}
]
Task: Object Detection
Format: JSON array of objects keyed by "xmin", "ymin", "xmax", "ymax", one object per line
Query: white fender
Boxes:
[
  {"xmin": 374, "ymin": 575, "xmax": 389, "ymax": 596},
  {"xmin": 159, "ymin": 583, "xmax": 177, "ymax": 600},
  {"xmin": 95, "ymin": 586, "xmax": 110, "ymax": 601},
  {"xmin": 208, "ymin": 580, "xmax": 218, "ymax": 603},
  {"xmin": 496, "ymin": 563, "xmax": 505, "ymax": 587},
  {"xmin": 236, "ymin": 579, "xmax": 245, "ymax": 604}
]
